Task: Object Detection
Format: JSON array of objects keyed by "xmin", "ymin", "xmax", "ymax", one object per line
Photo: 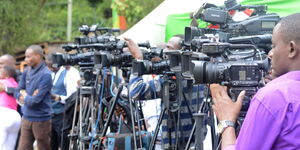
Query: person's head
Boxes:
[
  {"xmin": 25, "ymin": 45, "xmax": 44, "ymax": 68},
  {"xmin": 0, "ymin": 65, "xmax": 16, "ymax": 79},
  {"xmin": 45, "ymin": 54, "xmax": 60, "ymax": 73},
  {"xmin": 268, "ymin": 13, "xmax": 300, "ymax": 77},
  {"xmin": 0, "ymin": 54, "xmax": 16, "ymax": 69},
  {"xmin": 165, "ymin": 34, "xmax": 184, "ymax": 50}
]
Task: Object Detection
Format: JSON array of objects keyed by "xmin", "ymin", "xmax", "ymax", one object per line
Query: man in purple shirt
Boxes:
[{"xmin": 211, "ymin": 13, "xmax": 300, "ymax": 150}]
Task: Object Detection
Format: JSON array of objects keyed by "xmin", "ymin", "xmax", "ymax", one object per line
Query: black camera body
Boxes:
[
  {"xmin": 132, "ymin": 59, "xmax": 170, "ymax": 76},
  {"xmin": 191, "ymin": 60, "xmax": 264, "ymax": 86},
  {"xmin": 226, "ymin": 14, "xmax": 279, "ymax": 37},
  {"xmin": 52, "ymin": 52, "xmax": 95, "ymax": 68},
  {"xmin": 202, "ymin": 8, "xmax": 229, "ymax": 24},
  {"xmin": 95, "ymin": 52, "xmax": 133, "ymax": 68}
]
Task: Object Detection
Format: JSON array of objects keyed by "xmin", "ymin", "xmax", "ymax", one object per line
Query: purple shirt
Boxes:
[{"xmin": 225, "ymin": 71, "xmax": 300, "ymax": 150}]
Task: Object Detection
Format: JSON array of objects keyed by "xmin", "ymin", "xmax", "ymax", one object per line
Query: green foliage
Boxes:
[
  {"xmin": 0, "ymin": 0, "xmax": 162, "ymax": 54},
  {"xmin": 0, "ymin": 0, "xmax": 45, "ymax": 54},
  {"xmin": 112, "ymin": 0, "xmax": 163, "ymax": 28}
]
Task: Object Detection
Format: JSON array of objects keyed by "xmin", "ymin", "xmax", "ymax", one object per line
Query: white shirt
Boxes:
[{"xmin": 52, "ymin": 66, "xmax": 81, "ymax": 103}]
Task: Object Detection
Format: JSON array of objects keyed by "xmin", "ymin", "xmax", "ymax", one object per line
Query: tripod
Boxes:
[
  {"xmin": 97, "ymin": 67, "xmax": 148, "ymax": 150},
  {"xmin": 68, "ymin": 68, "xmax": 102, "ymax": 150},
  {"xmin": 184, "ymin": 96, "xmax": 219, "ymax": 150},
  {"xmin": 149, "ymin": 72, "xmax": 196, "ymax": 150}
]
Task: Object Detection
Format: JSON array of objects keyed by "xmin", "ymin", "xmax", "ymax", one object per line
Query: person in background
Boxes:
[
  {"xmin": 125, "ymin": 35, "xmax": 205, "ymax": 149},
  {"xmin": 0, "ymin": 66, "xmax": 20, "ymax": 150},
  {"xmin": 0, "ymin": 54, "xmax": 22, "ymax": 93},
  {"xmin": 0, "ymin": 54, "xmax": 23, "ymax": 150},
  {"xmin": 45, "ymin": 54, "xmax": 80, "ymax": 150},
  {"xmin": 14, "ymin": 45, "xmax": 52, "ymax": 150}
]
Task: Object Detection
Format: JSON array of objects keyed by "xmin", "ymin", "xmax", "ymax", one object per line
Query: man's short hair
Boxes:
[
  {"xmin": 27, "ymin": 45, "xmax": 44, "ymax": 57},
  {"xmin": 277, "ymin": 13, "xmax": 300, "ymax": 42},
  {"xmin": 0, "ymin": 54, "xmax": 16, "ymax": 65},
  {"xmin": 173, "ymin": 34, "xmax": 184, "ymax": 40}
]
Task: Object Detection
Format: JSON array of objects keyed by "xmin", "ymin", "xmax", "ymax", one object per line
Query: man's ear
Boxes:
[{"xmin": 288, "ymin": 41, "xmax": 299, "ymax": 58}]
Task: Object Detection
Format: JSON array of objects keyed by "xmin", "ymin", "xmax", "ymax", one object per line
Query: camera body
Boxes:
[{"xmin": 191, "ymin": 60, "xmax": 264, "ymax": 87}]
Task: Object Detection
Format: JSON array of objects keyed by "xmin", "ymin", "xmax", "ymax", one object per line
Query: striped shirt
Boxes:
[{"xmin": 129, "ymin": 74, "xmax": 205, "ymax": 149}]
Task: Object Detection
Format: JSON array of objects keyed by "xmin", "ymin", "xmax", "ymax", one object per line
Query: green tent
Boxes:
[
  {"xmin": 240, "ymin": 0, "xmax": 300, "ymax": 17},
  {"xmin": 165, "ymin": 0, "xmax": 300, "ymax": 42}
]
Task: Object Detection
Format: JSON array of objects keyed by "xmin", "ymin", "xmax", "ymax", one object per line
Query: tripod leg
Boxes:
[
  {"xmin": 69, "ymin": 92, "xmax": 80, "ymax": 150},
  {"xmin": 149, "ymin": 107, "xmax": 166, "ymax": 150},
  {"xmin": 79, "ymin": 93, "xmax": 84, "ymax": 150},
  {"xmin": 185, "ymin": 122, "xmax": 196, "ymax": 150},
  {"xmin": 99, "ymin": 85, "xmax": 123, "ymax": 146},
  {"xmin": 195, "ymin": 113, "xmax": 206, "ymax": 150}
]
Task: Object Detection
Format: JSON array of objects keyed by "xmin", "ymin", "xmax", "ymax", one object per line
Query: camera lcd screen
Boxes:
[
  {"xmin": 239, "ymin": 70, "xmax": 246, "ymax": 80},
  {"xmin": 261, "ymin": 21, "xmax": 276, "ymax": 29}
]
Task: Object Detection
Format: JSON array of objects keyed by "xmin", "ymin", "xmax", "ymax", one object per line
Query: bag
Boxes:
[{"xmin": 107, "ymin": 131, "xmax": 152, "ymax": 150}]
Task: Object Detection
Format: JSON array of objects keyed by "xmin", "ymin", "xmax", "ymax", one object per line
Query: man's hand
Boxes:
[
  {"xmin": 20, "ymin": 90, "xmax": 27, "ymax": 97},
  {"xmin": 18, "ymin": 95, "xmax": 25, "ymax": 106},
  {"xmin": 123, "ymin": 37, "xmax": 143, "ymax": 60},
  {"xmin": 210, "ymin": 84, "xmax": 245, "ymax": 122},
  {"xmin": 33, "ymin": 89, "xmax": 39, "ymax": 96}
]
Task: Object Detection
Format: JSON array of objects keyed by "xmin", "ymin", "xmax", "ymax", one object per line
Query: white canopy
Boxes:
[{"xmin": 119, "ymin": 0, "xmax": 241, "ymax": 46}]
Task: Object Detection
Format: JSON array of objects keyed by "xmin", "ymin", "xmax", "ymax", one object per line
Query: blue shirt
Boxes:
[
  {"xmin": 225, "ymin": 71, "xmax": 300, "ymax": 150},
  {"xmin": 51, "ymin": 68, "xmax": 67, "ymax": 115},
  {"xmin": 14, "ymin": 62, "xmax": 53, "ymax": 122}
]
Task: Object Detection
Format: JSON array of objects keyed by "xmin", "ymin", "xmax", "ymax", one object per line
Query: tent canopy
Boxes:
[
  {"xmin": 120, "ymin": 0, "xmax": 300, "ymax": 46},
  {"xmin": 119, "ymin": 0, "xmax": 225, "ymax": 46}
]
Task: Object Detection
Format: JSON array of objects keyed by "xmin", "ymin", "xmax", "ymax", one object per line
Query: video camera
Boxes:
[
  {"xmin": 185, "ymin": 0, "xmax": 280, "ymax": 51},
  {"xmin": 187, "ymin": 40, "xmax": 270, "ymax": 127},
  {"xmin": 132, "ymin": 59, "xmax": 170, "ymax": 76},
  {"xmin": 53, "ymin": 24, "xmax": 151, "ymax": 68}
]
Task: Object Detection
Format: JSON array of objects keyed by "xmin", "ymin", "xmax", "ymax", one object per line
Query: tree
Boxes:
[
  {"xmin": 0, "ymin": 0, "xmax": 46, "ymax": 54},
  {"xmin": 0, "ymin": 0, "xmax": 162, "ymax": 54},
  {"xmin": 111, "ymin": 0, "xmax": 163, "ymax": 28}
]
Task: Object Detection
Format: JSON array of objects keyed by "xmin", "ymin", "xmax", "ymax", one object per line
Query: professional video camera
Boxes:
[
  {"xmin": 185, "ymin": 0, "xmax": 280, "ymax": 50},
  {"xmin": 189, "ymin": 41, "xmax": 269, "ymax": 124},
  {"xmin": 96, "ymin": 46, "xmax": 165, "ymax": 69},
  {"xmin": 53, "ymin": 24, "xmax": 150, "ymax": 68},
  {"xmin": 52, "ymin": 52, "xmax": 94, "ymax": 67},
  {"xmin": 132, "ymin": 59, "xmax": 170, "ymax": 76},
  {"xmin": 131, "ymin": 47, "xmax": 169, "ymax": 76}
]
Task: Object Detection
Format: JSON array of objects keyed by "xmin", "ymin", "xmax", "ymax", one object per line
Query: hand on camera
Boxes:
[
  {"xmin": 123, "ymin": 37, "xmax": 143, "ymax": 60},
  {"xmin": 210, "ymin": 84, "xmax": 245, "ymax": 122}
]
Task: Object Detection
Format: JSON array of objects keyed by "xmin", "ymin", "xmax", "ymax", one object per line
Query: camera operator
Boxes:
[
  {"xmin": 211, "ymin": 13, "xmax": 300, "ymax": 150},
  {"xmin": 125, "ymin": 35, "xmax": 205, "ymax": 149}
]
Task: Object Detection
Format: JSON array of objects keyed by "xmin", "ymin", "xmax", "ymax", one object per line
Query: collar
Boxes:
[
  {"xmin": 30, "ymin": 61, "xmax": 45, "ymax": 74},
  {"xmin": 267, "ymin": 70, "xmax": 300, "ymax": 85}
]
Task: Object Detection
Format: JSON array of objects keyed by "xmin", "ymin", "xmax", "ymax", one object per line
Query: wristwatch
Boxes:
[{"xmin": 217, "ymin": 120, "xmax": 235, "ymax": 134}]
